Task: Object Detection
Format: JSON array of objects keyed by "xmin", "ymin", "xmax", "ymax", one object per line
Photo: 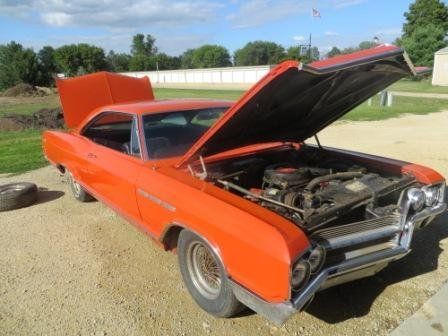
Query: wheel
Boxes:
[
  {"xmin": 177, "ymin": 230, "xmax": 244, "ymax": 317},
  {"xmin": 67, "ymin": 171, "xmax": 94, "ymax": 202},
  {"xmin": 0, "ymin": 182, "xmax": 38, "ymax": 211}
]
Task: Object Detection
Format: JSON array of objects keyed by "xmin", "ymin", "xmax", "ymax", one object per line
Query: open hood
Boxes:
[
  {"xmin": 177, "ymin": 45, "xmax": 419, "ymax": 167},
  {"xmin": 56, "ymin": 72, "xmax": 154, "ymax": 128}
]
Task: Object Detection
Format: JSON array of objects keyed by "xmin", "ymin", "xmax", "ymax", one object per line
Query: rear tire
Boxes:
[
  {"xmin": 177, "ymin": 230, "xmax": 244, "ymax": 318},
  {"xmin": 67, "ymin": 171, "xmax": 94, "ymax": 202},
  {"xmin": 0, "ymin": 182, "xmax": 38, "ymax": 211}
]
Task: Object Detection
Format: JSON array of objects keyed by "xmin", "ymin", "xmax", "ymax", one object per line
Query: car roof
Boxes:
[{"xmin": 98, "ymin": 99, "xmax": 233, "ymax": 116}]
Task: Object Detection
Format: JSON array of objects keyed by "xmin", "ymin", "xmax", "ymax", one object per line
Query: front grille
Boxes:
[{"xmin": 311, "ymin": 213, "xmax": 401, "ymax": 251}]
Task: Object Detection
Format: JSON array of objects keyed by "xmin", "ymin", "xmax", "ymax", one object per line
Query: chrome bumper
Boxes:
[{"xmin": 231, "ymin": 201, "xmax": 447, "ymax": 325}]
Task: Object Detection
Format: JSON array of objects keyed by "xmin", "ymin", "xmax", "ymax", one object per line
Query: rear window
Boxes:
[{"xmin": 143, "ymin": 107, "xmax": 227, "ymax": 159}]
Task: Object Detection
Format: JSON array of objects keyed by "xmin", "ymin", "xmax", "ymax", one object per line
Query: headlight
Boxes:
[
  {"xmin": 407, "ymin": 188, "xmax": 425, "ymax": 211},
  {"xmin": 291, "ymin": 260, "xmax": 310, "ymax": 291},
  {"xmin": 308, "ymin": 245, "xmax": 326, "ymax": 274},
  {"xmin": 422, "ymin": 186, "xmax": 439, "ymax": 207}
]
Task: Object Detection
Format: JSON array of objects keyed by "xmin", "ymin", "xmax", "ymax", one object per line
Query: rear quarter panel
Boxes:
[{"xmin": 43, "ymin": 130, "xmax": 91, "ymax": 180}]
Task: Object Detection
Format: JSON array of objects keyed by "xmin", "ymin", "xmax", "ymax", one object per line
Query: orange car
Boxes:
[{"xmin": 43, "ymin": 45, "xmax": 446, "ymax": 324}]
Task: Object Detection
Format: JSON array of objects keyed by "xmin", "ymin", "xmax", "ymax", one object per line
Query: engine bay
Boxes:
[{"xmin": 202, "ymin": 145, "xmax": 416, "ymax": 232}]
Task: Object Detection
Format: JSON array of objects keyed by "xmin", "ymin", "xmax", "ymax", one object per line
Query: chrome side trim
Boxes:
[{"xmin": 137, "ymin": 188, "xmax": 176, "ymax": 212}]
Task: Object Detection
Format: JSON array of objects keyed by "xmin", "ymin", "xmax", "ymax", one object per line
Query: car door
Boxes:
[{"xmin": 81, "ymin": 111, "xmax": 143, "ymax": 223}]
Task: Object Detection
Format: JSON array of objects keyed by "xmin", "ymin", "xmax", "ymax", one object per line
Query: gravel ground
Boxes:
[{"xmin": 1, "ymin": 111, "xmax": 448, "ymax": 336}]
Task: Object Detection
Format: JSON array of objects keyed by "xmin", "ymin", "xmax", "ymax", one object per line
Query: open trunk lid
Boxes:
[
  {"xmin": 176, "ymin": 45, "xmax": 419, "ymax": 167},
  {"xmin": 56, "ymin": 71, "xmax": 154, "ymax": 128}
]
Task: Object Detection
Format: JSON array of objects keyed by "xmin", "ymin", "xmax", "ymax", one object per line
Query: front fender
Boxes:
[{"xmin": 153, "ymin": 167, "xmax": 310, "ymax": 303}]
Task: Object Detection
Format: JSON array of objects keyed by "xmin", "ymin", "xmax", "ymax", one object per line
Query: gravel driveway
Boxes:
[{"xmin": 1, "ymin": 111, "xmax": 448, "ymax": 336}]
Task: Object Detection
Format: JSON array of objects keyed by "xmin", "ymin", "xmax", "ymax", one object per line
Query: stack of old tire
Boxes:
[{"xmin": 0, "ymin": 183, "xmax": 38, "ymax": 211}]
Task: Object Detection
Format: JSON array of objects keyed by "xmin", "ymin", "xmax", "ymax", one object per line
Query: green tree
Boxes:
[
  {"xmin": 327, "ymin": 46, "xmax": 342, "ymax": 57},
  {"xmin": 286, "ymin": 46, "xmax": 300, "ymax": 60},
  {"xmin": 106, "ymin": 51, "xmax": 131, "ymax": 72},
  {"xmin": 128, "ymin": 54, "xmax": 156, "ymax": 71},
  {"xmin": 191, "ymin": 45, "xmax": 231, "ymax": 68},
  {"xmin": 403, "ymin": 0, "xmax": 448, "ymax": 38},
  {"xmin": 54, "ymin": 44, "xmax": 79, "ymax": 76},
  {"xmin": 77, "ymin": 44, "xmax": 107, "ymax": 73},
  {"xmin": 234, "ymin": 41, "xmax": 286, "ymax": 66},
  {"xmin": 358, "ymin": 41, "xmax": 377, "ymax": 50},
  {"xmin": 180, "ymin": 49, "xmax": 195, "ymax": 69},
  {"xmin": 37, "ymin": 46, "xmax": 57, "ymax": 86},
  {"xmin": 54, "ymin": 44, "xmax": 107, "ymax": 76},
  {"xmin": 399, "ymin": 0, "xmax": 448, "ymax": 66},
  {"xmin": 155, "ymin": 53, "xmax": 181, "ymax": 70},
  {"xmin": 0, "ymin": 41, "xmax": 39, "ymax": 90},
  {"xmin": 131, "ymin": 33, "xmax": 157, "ymax": 56},
  {"xmin": 401, "ymin": 23, "xmax": 447, "ymax": 66}
]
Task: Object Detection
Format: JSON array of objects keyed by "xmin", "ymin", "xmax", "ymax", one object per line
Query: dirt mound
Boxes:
[
  {"xmin": 2, "ymin": 83, "xmax": 48, "ymax": 97},
  {"xmin": 0, "ymin": 108, "xmax": 64, "ymax": 131}
]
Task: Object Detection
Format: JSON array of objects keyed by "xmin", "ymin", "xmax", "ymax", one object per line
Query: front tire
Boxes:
[
  {"xmin": 177, "ymin": 230, "xmax": 244, "ymax": 317},
  {"xmin": 67, "ymin": 171, "xmax": 94, "ymax": 202}
]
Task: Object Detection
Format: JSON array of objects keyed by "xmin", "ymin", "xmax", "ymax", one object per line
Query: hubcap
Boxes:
[
  {"xmin": 187, "ymin": 241, "xmax": 222, "ymax": 299},
  {"xmin": 69, "ymin": 173, "xmax": 81, "ymax": 196}
]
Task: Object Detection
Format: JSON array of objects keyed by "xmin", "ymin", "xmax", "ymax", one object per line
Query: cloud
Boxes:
[
  {"xmin": 375, "ymin": 27, "xmax": 402, "ymax": 36},
  {"xmin": 0, "ymin": 0, "xmax": 222, "ymax": 29},
  {"xmin": 41, "ymin": 12, "xmax": 72, "ymax": 26},
  {"xmin": 331, "ymin": 0, "xmax": 367, "ymax": 9},
  {"xmin": 228, "ymin": 0, "xmax": 368, "ymax": 28},
  {"xmin": 293, "ymin": 35, "xmax": 306, "ymax": 42},
  {"xmin": 324, "ymin": 31, "xmax": 339, "ymax": 36},
  {"xmin": 227, "ymin": 0, "xmax": 309, "ymax": 28}
]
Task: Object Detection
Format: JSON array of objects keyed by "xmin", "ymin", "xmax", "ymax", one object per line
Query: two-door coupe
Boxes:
[{"xmin": 43, "ymin": 45, "xmax": 446, "ymax": 324}]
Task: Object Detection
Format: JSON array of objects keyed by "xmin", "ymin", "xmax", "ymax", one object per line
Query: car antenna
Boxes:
[{"xmin": 314, "ymin": 134, "xmax": 323, "ymax": 149}]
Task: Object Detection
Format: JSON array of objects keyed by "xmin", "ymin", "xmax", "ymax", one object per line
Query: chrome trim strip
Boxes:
[{"xmin": 137, "ymin": 188, "xmax": 176, "ymax": 212}]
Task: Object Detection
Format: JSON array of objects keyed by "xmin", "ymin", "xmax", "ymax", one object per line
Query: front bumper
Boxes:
[{"xmin": 231, "ymin": 200, "xmax": 447, "ymax": 325}]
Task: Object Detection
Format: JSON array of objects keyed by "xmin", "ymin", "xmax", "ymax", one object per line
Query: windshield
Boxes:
[{"xmin": 142, "ymin": 107, "xmax": 228, "ymax": 159}]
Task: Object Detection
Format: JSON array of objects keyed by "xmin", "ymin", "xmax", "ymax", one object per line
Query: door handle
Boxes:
[{"xmin": 87, "ymin": 153, "xmax": 97, "ymax": 159}]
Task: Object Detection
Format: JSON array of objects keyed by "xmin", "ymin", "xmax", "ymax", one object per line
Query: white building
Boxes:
[
  {"xmin": 432, "ymin": 47, "xmax": 448, "ymax": 86},
  {"xmin": 121, "ymin": 65, "xmax": 272, "ymax": 89}
]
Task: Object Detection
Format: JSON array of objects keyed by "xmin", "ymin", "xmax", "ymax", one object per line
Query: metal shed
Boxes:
[{"xmin": 432, "ymin": 47, "xmax": 448, "ymax": 86}]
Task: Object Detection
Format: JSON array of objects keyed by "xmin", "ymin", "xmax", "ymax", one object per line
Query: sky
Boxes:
[{"xmin": 0, "ymin": 0, "xmax": 429, "ymax": 56}]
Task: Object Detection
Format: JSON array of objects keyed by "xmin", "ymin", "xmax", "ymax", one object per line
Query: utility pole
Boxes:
[
  {"xmin": 298, "ymin": 33, "xmax": 312, "ymax": 61},
  {"xmin": 308, "ymin": 33, "xmax": 312, "ymax": 60}
]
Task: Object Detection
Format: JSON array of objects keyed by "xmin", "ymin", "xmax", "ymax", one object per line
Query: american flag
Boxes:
[{"xmin": 312, "ymin": 8, "xmax": 321, "ymax": 18}]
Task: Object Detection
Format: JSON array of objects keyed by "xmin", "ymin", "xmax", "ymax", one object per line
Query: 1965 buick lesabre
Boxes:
[{"xmin": 43, "ymin": 45, "xmax": 446, "ymax": 324}]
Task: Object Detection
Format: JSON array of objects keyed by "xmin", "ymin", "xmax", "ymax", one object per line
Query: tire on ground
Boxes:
[
  {"xmin": 67, "ymin": 171, "xmax": 94, "ymax": 202},
  {"xmin": 177, "ymin": 229, "xmax": 245, "ymax": 318},
  {"xmin": 0, "ymin": 182, "xmax": 38, "ymax": 211}
]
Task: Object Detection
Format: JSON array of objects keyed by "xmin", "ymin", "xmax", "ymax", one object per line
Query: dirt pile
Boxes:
[
  {"xmin": 2, "ymin": 83, "xmax": 49, "ymax": 97},
  {"xmin": 0, "ymin": 108, "xmax": 64, "ymax": 131}
]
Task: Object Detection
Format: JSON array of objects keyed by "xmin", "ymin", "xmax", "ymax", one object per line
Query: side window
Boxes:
[
  {"xmin": 130, "ymin": 118, "xmax": 141, "ymax": 156},
  {"xmin": 83, "ymin": 112, "xmax": 139, "ymax": 157}
]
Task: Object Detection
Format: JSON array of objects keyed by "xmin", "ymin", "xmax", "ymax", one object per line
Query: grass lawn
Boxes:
[
  {"xmin": 0, "ymin": 87, "xmax": 447, "ymax": 175},
  {"xmin": 154, "ymin": 88, "xmax": 244, "ymax": 101},
  {"xmin": 0, "ymin": 95, "xmax": 60, "ymax": 116},
  {"xmin": 343, "ymin": 95, "xmax": 448, "ymax": 121},
  {"xmin": 389, "ymin": 79, "xmax": 448, "ymax": 94},
  {"xmin": 0, "ymin": 129, "xmax": 47, "ymax": 174}
]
